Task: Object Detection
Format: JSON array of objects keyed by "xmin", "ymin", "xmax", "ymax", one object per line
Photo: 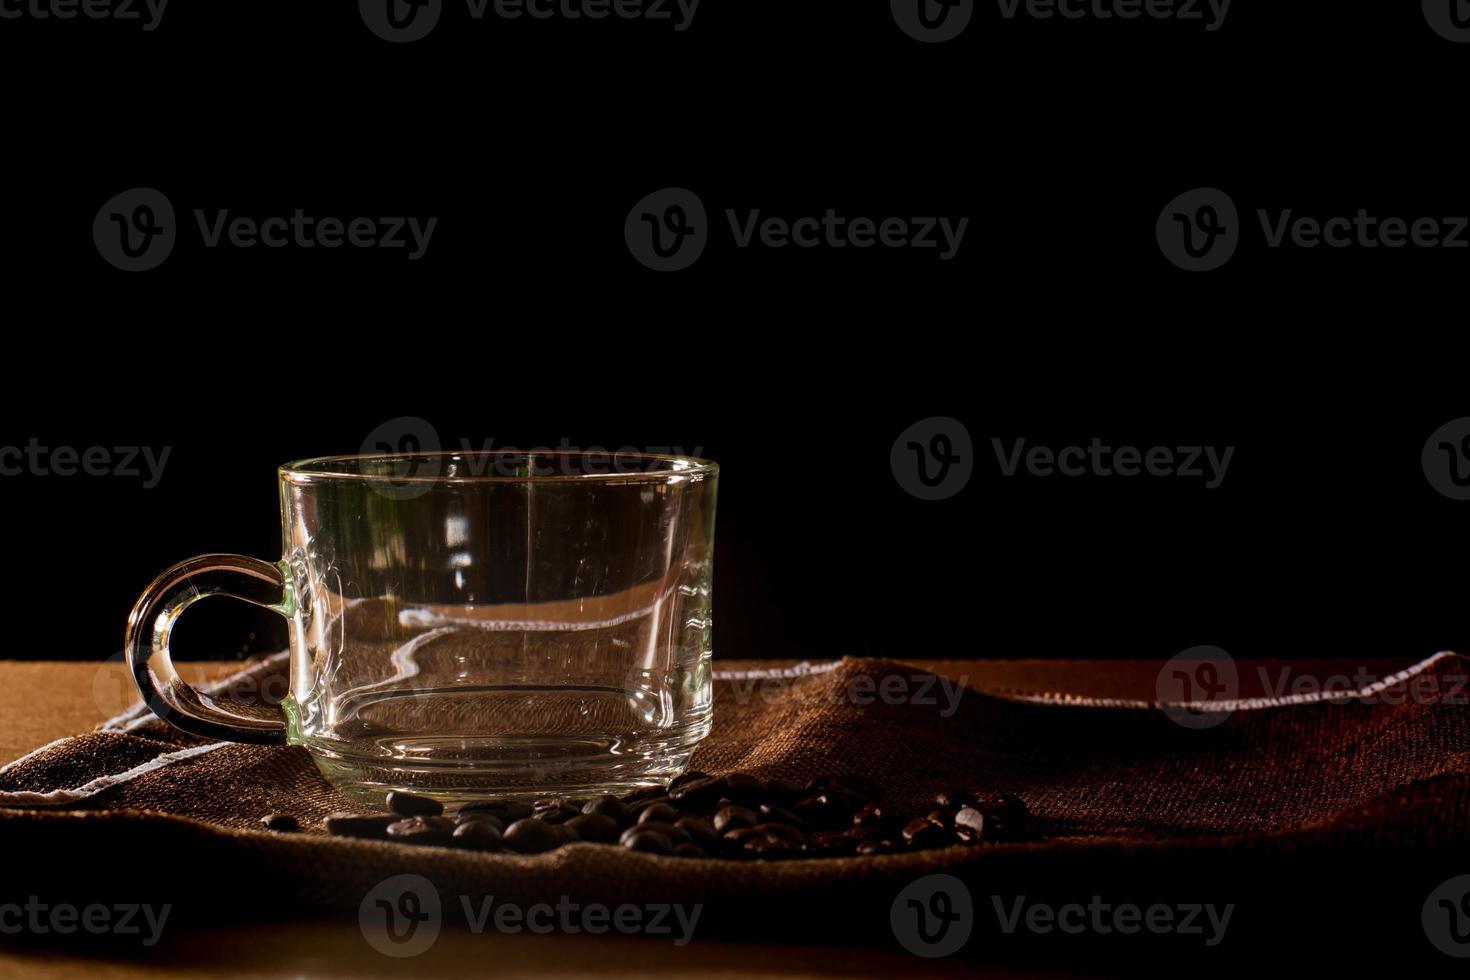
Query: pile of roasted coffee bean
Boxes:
[{"xmin": 263, "ymin": 772, "xmax": 1031, "ymax": 860}]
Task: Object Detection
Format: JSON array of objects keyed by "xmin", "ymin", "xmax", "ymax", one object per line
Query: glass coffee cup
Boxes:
[{"xmin": 125, "ymin": 451, "xmax": 717, "ymax": 808}]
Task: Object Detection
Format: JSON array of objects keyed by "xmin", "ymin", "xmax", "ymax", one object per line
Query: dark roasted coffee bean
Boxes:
[
  {"xmin": 637, "ymin": 802, "xmax": 681, "ymax": 825},
  {"xmin": 752, "ymin": 822, "xmax": 806, "ymax": 844},
  {"xmin": 581, "ymin": 795, "xmax": 630, "ymax": 824},
  {"xmin": 533, "ymin": 803, "xmax": 580, "ymax": 825},
  {"xmin": 857, "ymin": 838, "xmax": 899, "ymax": 856},
  {"xmin": 460, "ymin": 800, "xmax": 534, "ymax": 823},
  {"xmin": 669, "ymin": 770, "xmax": 710, "ymax": 790},
  {"xmin": 627, "ymin": 795, "xmax": 672, "ymax": 820},
  {"xmin": 723, "ymin": 827, "xmax": 765, "ymax": 844},
  {"xmin": 978, "ymin": 794, "xmax": 1029, "ymax": 823},
  {"xmin": 260, "ymin": 813, "xmax": 299, "ymax": 832},
  {"xmin": 805, "ymin": 830, "xmax": 862, "ymax": 856},
  {"xmin": 503, "ymin": 818, "xmax": 560, "ymax": 854},
  {"xmin": 954, "ymin": 806, "xmax": 991, "ymax": 842},
  {"xmin": 925, "ymin": 808, "xmax": 959, "ymax": 830},
  {"xmin": 902, "ymin": 816, "xmax": 951, "ymax": 849},
  {"xmin": 763, "ymin": 779, "xmax": 804, "ymax": 804},
  {"xmin": 673, "ymin": 842, "xmax": 707, "ymax": 859},
  {"xmin": 566, "ymin": 813, "xmax": 621, "ymax": 844},
  {"xmin": 745, "ymin": 835, "xmax": 799, "ymax": 860},
  {"xmin": 621, "ymin": 786, "xmax": 671, "ymax": 805},
  {"xmin": 386, "ymin": 790, "xmax": 444, "ymax": 818},
  {"xmin": 669, "ymin": 777, "xmax": 727, "ymax": 811},
  {"xmin": 794, "ymin": 792, "xmax": 861, "ymax": 829},
  {"xmin": 452, "ymin": 820, "xmax": 504, "ymax": 850},
  {"xmin": 455, "ymin": 811, "xmax": 504, "ymax": 832},
  {"xmin": 621, "ymin": 828, "xmax": 674, "ymax": 855},
  {"xmin": 853, "ymin": 803, "xmax": 895, "ymax": 831},
  {"xmin": 553, "ymin": 823, "xmax": 581, "ymax": 844},
  {"xmin": 723, "ymin": 772, "xmax": 766, "ymax": 804},
  {"xmin": 324, "ymin": 813, "xmax": 397, "ymax": 839},
  {"xmin": 757, "ymin": 804, "xmax": 809, "ymax": 831},
  {"xmin": 674, "ymin": 816, "xmax": 719, "ymax": 846},
  {"xmin": 633, "ymin": 821, "xmax": 692, "ymax": 845},
  {"xmin": 935, "ymin": 789, "xmax": 977, "ymax": 809},
  {"xmin": 386, "ymin": 816, "xmax": 455, "ymax": 846}
]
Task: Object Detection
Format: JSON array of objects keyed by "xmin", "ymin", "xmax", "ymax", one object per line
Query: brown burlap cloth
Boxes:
[{"xmin": 3, "ymin": 652, "xmax": 1470, "ymax": 952}]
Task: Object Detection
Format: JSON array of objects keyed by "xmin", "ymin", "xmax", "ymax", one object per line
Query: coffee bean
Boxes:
[
  {"xmin": 260, "ymin": 813, "xmax": 299, "ymax": 832},
  {"xmin": 669, "ymin": 777, "xmax": 727, "ymax": 811},
  {"xmin": 954, "ymin": 805, "xmax": 991, "ymax": 843},
  {"xmin": 978, "ymin": 794, "xmax": 1029, "ymax": 823},
  {"xmin": 452, "ymin": 820, "xmax": 504, "ymax": 850},
  {"xmin": 757, "ymin": 804, "xmax": 809, "ymax": 831},
  {"xmin": 386, "ymin": 816, "xmax": 455, "ymax": 847},
  {"xmin": 752, "ymin": 822, "xmax": 806, "ymax": 844},
  {"xmin": 582, "ymin": 795, "xmax": 629, "ymax": 824},
  {"xmin": 386, "ymin": 790, "xmax": 444, "ymax": 818},
  {"xmin": 553, "ymin": 823, "xmax": 581, "ymax": 844},
  {"xmin": 323, "ymin": 813, "xmax": 397, "ymax": 839},
  {"xmin": 935, "ymin": 789, "xmax": 977, "ymax": 809},
  {"xmin": 674, "ymin": 816, "xmax": 718, "ymax": 846},
  {"xmin": 673, "ymin": 842, "xmax": 707, "ymax": 859},
  {"xmin": 454, "ymin": 811, "xmax": 504, "ymax": 832},
  {"xmin": 566, "ymin": 813, "xmax": 621, "ymax": 844},
  {"xmin": 533, "ymin": 802, "xmax": 581, "ymax": 825},
  {"xmin": 723, "ymin": 773, "xmax": 766, "ymax": 804},
  {"xmin": 924, "ymin": 808, "xmax": 959, "ymax": 830},
  {"xmin": 901, "ymin": 816, "xmax": 951, "ymax": 849},
  {"xmin": 669, "ymin": 770, "xmax": 710, "ymax": 790},
  {"xmin": 714, "ymin": 805, "xmax": 760, "ymax": 834},
  {"xmin": 621, "ymin": 827, "xmax": 674, "ymax": 854},
  {"xmin": 460, "ymin": 800, "xmax": 533, "ymax": 823},
  {"xmin": 503, "ymin": 818, "xmax": 560, "ymax": 854},
  {"xmin": 857, "ymin": 839, "xmax": 899, "ymax": 856},
  {"xmin": 853, "ymin": 803, "xmax": 894, "ymax": 832},
  {"xmin": 794, "ymin": 792, "xmax": 861, "ymax": 829},
  {"xmin": 806, "ymin": 830, "xmax": 862, "ymax": 856},
  {"xmin": 632, "ymin": 821, "xmax": 692, "ymax": 845},
  {"xmin": 637, "ymin": 803, "xmax": 681, "ymax": 825},
  {"xmin": 745, "ymin": 835, "xmax": 799, "ymax": 860},
  {"xmin": 621, "ymin": 786, "xmax": 671, "ymax": 805}
]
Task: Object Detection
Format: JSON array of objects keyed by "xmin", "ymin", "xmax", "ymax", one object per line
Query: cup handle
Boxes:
[{"xmin": 125, "ymin": 554, "xmax": 293, "ymax": 744}]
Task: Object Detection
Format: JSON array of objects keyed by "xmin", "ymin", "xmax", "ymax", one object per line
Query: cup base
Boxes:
[{"xmin": 303, "ymin": 733, "xmax": 704, "ymax": 810}]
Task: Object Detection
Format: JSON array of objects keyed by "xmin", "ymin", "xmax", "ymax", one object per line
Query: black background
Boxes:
[{"xmin": 0, "ymin": 1, "xmax": 1466, "ymax": 666}]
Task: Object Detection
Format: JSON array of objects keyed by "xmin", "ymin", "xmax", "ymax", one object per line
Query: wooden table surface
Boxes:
[{"xmin": 0, "ymin": 655, "xmax": 1432, "ymax": 978}]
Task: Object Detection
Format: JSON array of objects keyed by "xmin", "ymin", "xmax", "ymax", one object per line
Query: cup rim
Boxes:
[{"xmin": 278, "ymin": 450, "xmax": 719, "ymax": 485}]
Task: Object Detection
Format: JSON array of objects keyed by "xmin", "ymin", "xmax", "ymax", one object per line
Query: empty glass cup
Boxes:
[{"xmin": 126, "ymin": 451, "xmax": 718, "ymax": 807}]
